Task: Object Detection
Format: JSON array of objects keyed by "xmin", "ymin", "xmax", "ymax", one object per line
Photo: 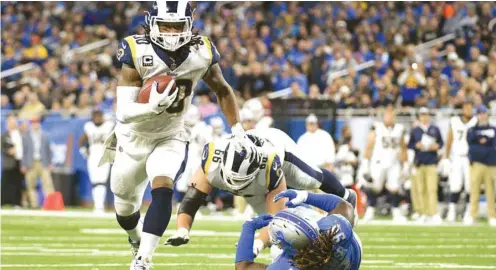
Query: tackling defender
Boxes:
[
  {"xmin": 361, "ymin": 108, "xmax": 408, "ymax": 222},
  {"xmin": 441, "ymin": 101, "xmax": 476, "ymax": 222},
  {"xmin": 79, "ymin": 110, "xmax": 115, "ymax": 213},
  {"xmin": 166, "ymin": 128, "xmax": 356, "ymax": 255},
  {"xmin": 235, "ymin": 190, "xmax": 362, "ymax": 270},
  {"xmin": 100, "ymin": 2, "xmax": 247, "ymax": 269}
]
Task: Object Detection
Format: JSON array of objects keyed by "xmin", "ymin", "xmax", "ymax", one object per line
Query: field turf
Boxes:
[{"xmin": 1, "ymin": 210, "xmax": 496, "ymax": 270}]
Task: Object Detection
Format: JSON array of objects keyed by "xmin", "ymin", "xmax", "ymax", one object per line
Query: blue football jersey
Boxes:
[{"xmin": 268, "ymin": 214, "xmax": 362, "ymax": 270}]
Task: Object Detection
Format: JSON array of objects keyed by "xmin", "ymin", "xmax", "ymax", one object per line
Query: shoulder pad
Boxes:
[
  {"xmin": 117, "ymin": 36, "xmax": 137, "ymax": 68},
  {"xmin": 201, "ymin": 142, "xmax": 224, "ymax": 173},
  {"xmin": 200, "ymin": 36, "xmax": 220, "ymax": 66},
  {"xmin": 264, "ymin": 153, "xmax": 283, "ymax": 191}
]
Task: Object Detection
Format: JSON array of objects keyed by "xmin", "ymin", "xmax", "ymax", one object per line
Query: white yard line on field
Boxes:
[
  {"xmin": 2, "ymin": 209, "xmax": 494, "ymax": 227},
  {"xmin": 7, "ymin": 243, "xmax": 495, "ymax": 250},
  {"xmin": 0, "ymin": 263, "xmax": 233, "ymax": 268}
]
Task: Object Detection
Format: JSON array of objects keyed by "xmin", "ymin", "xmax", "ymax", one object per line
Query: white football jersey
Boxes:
[
  {"xmin": 84, "ymin": 121, "xmax": 115, "ymax": 155},
  {"xmin": 372, "ymin": 122, "xmax": 405, "ymax": 167},
  {"xmin": 449, "ymin": 116, "xmax": 477, "ymax": 156},
  {"xmin": 200, "ymin": 138, "xmax": 283, "ymax": 198},
  {"xmin": 116, "ymin": 34, "xmax": 220, "ymax": 138}
]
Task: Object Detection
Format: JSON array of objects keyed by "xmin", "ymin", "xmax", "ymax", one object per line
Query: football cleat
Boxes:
[
  {"xmin": 362, "ymin": 207, "xmax": 375, "ymax": 222},
  {"xmin": 128, "ymin": 237, "xmax": 140, "ymax": 257},
  {"xmin": 463, "ymin": 215, "xmax": 474, "ymax": 225},
  {"xmin": 489, "ymin": 218, "xmax": 496, "ymax": 227},
  {"xmin": 130, "ymin": 256, "xmax": 152, "ymax": 270},
  {"xmin": 446, "ymin": 208, "xmax": 456, "ymax": 223}
]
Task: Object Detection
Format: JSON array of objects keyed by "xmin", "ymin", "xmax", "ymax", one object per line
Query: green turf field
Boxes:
[{"xmin": 1, "ymin": 210, "xmax": 496, "ymax": 270}]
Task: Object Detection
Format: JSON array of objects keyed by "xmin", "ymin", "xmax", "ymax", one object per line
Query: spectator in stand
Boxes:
[
  {"xmin": 21, "ymin": 117, "xmax": 55, "ymax": 208},
  {"xmin": 398, "ymin": 63, "xmax": 426, "ymax": 107},
  {"xmin": 466, "ymin": 105, "xmax": 496, "ymax": 226},
  {"xmin": 18, "ymin": 91, "xmax": 46, "ymax": 120}
]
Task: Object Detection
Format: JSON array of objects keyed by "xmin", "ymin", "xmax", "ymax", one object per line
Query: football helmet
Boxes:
[
  {"xmin": 145, "ymin": 1, "xmax": 195, "ymax": 51},
  {"xmin": 268, "ymin": 207, "xmax": 321, "ymax": 254},
  {"xmin": 220, "ymin": 139, "xmax": 262, "ymax": 191}
]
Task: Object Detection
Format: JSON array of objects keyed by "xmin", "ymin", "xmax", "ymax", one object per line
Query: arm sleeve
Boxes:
[
  {"xmin": 305, "ymin": 192, "xmax": 345, "ymax": 213},
  {"xmin": 235, "ymin": 224, "xmax": 256, "ymax": 263},
  {"xmin": 266, "ymin": 154, "xmax": 283, "ymax": 191},
  {"xmin": 115, "ymin": 86, "xmax": 156, "ymax": 123}
]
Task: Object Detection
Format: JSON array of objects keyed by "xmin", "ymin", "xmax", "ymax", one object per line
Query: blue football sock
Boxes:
[{"xmin": 142, "ymin": 187, "xmax": 173, "ymax": 237}]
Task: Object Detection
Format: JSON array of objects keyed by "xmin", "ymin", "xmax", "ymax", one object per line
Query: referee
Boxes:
[{"xmin": 466, "ymin": 105, "xmax": 496, "ymax": 226}]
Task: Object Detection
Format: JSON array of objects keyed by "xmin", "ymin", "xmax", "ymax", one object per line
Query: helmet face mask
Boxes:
[
  {"xmin": 146, "ymin": 1, "xmax": 194, "ymax": 52},
  {"xmin": 220, "ymin": 141, "xmax": 262, "ymax": 191}
]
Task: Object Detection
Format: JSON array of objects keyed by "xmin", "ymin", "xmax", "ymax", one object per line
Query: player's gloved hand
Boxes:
[
  {"xmin": 164, "ymin": 227, "xmax": 190, "ymax": 246},
  {"xmin": 79, "ymin": 147, "xmax": 88, "ymax": 159},
  {"xmin": 358, "ymin": 159, "xmax": 372, "ymax": 183},
  {"xmin": 438, "ymin": 158, "xmax": 451, "ymax": 178},
  {"xmin": 244, "ymin": 214, "xmax": 273, "ymax": 230},
  {"xmin": 273, "ymin": 190, "xmax": 309, "ymax": 208},
  {"xmin": 149, "ymin": 80, "xmax": 179, "ymax": 114},
  {"xmin": 253, "ymin": 239, "xmax": 265, "ymax": 257}
]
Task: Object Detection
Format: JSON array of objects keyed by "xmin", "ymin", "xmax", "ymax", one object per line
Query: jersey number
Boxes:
[
  {"xmin": 166, "ymin": 79, "xmax": 193, "ymax": 114},
  {"xmin": 212, "ymin": 149, "xmax": 223, "ymax": 163},
  {"xmin": 456, "ymin": 130, "xmax": 464, "ymax": 141},
  {"xmin": 382, "ymin": 137, "xmax": 399, "ymax": 149}
]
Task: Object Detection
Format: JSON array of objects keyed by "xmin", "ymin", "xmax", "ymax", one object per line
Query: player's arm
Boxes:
[
  {"xmin": 400, "ymin": 130, "xmax": 408, "ymax": 163},
  {"xmin": 235, "ymin": 215, "xmax": 273, "ymax": 270},
  {"xmin": 445, "ymin": 126, "xmax": 453, "ymax": 158},
  {"xmin": 274, "ymin": 190, "xmax": 355, "ymax": 227},
  {"xmin": 360, "ymin": 128, "xmax": 376, "ymax": 177},
  {"xmin": 203, "ymin": 63, "xmax": 240, "ymax": 127},
  {"xmin": 78, "ymin": 126, "xmax": 89, "ymax": 158}
]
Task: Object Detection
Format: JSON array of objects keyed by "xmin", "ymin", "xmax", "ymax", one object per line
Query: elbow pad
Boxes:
[{"xmin": 178, "ymin": 187, "xmax": 208, "ymax": 220}]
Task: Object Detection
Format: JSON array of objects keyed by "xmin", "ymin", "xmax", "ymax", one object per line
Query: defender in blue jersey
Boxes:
[{"xmin": 235, "ymin": 190, "xmax": 362, "ymax": 270}]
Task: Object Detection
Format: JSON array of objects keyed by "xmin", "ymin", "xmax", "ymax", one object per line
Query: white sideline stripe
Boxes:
[
  {"xmin": 81, "ymin": 228, "xmax": 243, "ymax": 237},
  {"xmin": 7, "ymin": 243, "xmax": 496, "ymax": 250},
  {"xmin": 0, "ymin": 251, "xmax": 272, "ymax": 260},
  {"xmin": 0, "ymin": 263, "xmax": 233, "ymax": 268},
  {"xmin": 369, "ymin": 254, "xmax": 496, "ymax": 258},
  {"xmin": 1, "ymin": 209, "xmax": 493, "ymax": 227}
]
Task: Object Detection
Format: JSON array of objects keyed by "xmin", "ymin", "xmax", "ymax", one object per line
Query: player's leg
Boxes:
[
  {"xmin": 387, "ymin": 164, "xmax": 406, "ymax": 223},
  {"xmin": 483, "ymin": 166, "xmax": 496, "ymax": 226},
  {"xmin": 468, "ymin": 163, "xmax": 483, "ymax": 224},
  {"xmin": 363, "ymin": 165, "xmax": 385, "ymax": 221},
  {"xmin": 280, "ymin": 130, "xmax": 348, "ymax": 199},
  {"xmin": 462, "ymin": 157, "xmax": 472, "ymax": 222},
  {"xmin": 134, "ymin": 139, "xmax": 188, "ymax": 266},
  {"xmin": 111, "ymin": 133, "xmax": 149, "ymax": 255},
  {"xmin": 447, "ymin": 157, "xmax": 463, "ymax": 222},
  {"xmin": 88, "ymin": 154, "xmax": 110, "ymax": 213}
]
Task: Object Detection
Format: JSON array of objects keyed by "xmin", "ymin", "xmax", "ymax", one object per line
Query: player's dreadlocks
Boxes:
[{"xmin": 292, "ymin": 226, "xmax": 340, "ymax": 270}]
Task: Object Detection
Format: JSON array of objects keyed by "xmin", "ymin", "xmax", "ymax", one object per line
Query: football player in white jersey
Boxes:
[
  {"xmin": 442, "ymin": 101, "xmax": 477, "ymax": 222},
  {"xmin": 209, "ymin": 116, "xmax": 228, "ymax": 140},
  {"xmin": 243, "ymin": 98, "xmax": 273, "ymax": 130},
  {"xmin": 103, "ymin": 2, "xmax": 246, "ymax": 269},
  {"xmin": 166, "ymin": 128, "xmax": 356, "ymax": 255},
  {"xmin": 361, "ymin": 108, "xmax": 408, "ymax": 222},
  {"xmin": 79, "ymin": 110, "xmax": 115, "ymax": 214},
  {"xmin": 176, "ymin": 105, "xmax": 212, "ymax": 197}
]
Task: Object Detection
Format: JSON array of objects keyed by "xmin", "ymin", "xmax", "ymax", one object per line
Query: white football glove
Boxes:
[
  {"xmin": 358, "ymin": 159, "xmax": 371, "ymax": 182},
  {"xmin": 79, "ymin": 147, "xmax": 88, "ymax": 159},
  {"xmin": 149, "ymin": 80, "xmax": 179, "ymax": 114},
  {"xmin": 253, "ymin": 239, "xmax": 265, "ymax": 257},
  {"xmin": 439, "ymin": 158, "xmax": 451, "ymax": 178},
  {"xmin": 164, "ymin": 227, "xmax": 190, "ymax": 246}
]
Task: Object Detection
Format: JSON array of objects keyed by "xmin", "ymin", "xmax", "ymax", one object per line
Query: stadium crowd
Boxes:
[
  {"xmin": 1, "ymin": 2, "xmax": 496, "ymax": 118},
  {"xmin": 1, "ymin": 2, "xmax": 496, "ymax": 223}
]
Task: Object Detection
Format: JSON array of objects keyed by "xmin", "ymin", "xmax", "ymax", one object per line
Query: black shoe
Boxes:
[{"xmin": 346, "ymin": 189, "xmax": 357, "ymax": 209}]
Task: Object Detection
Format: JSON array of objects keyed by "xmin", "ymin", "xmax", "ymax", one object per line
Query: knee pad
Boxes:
[{"xmin": 114, "ymin": 194, "xmax": 141, "ymax": 216}]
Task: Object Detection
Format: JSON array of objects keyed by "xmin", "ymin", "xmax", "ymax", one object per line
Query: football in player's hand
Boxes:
[{"xmin": 137, "ymin": 75, "xmax": 176, "ymax": 103}]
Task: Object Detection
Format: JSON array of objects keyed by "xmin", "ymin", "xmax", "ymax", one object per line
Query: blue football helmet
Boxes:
[
  {"xmin": 145, "ymin": 1, "xmax": 195, "ymax": 51},
  {"xmin": 268, "ymin": 207, "xmax": 322, "ymax": 255}
]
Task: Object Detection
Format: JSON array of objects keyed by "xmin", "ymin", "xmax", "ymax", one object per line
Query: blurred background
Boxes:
[{"xmin": 1, "ymin": 2, "xmax": 495, "ymax": 221}]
